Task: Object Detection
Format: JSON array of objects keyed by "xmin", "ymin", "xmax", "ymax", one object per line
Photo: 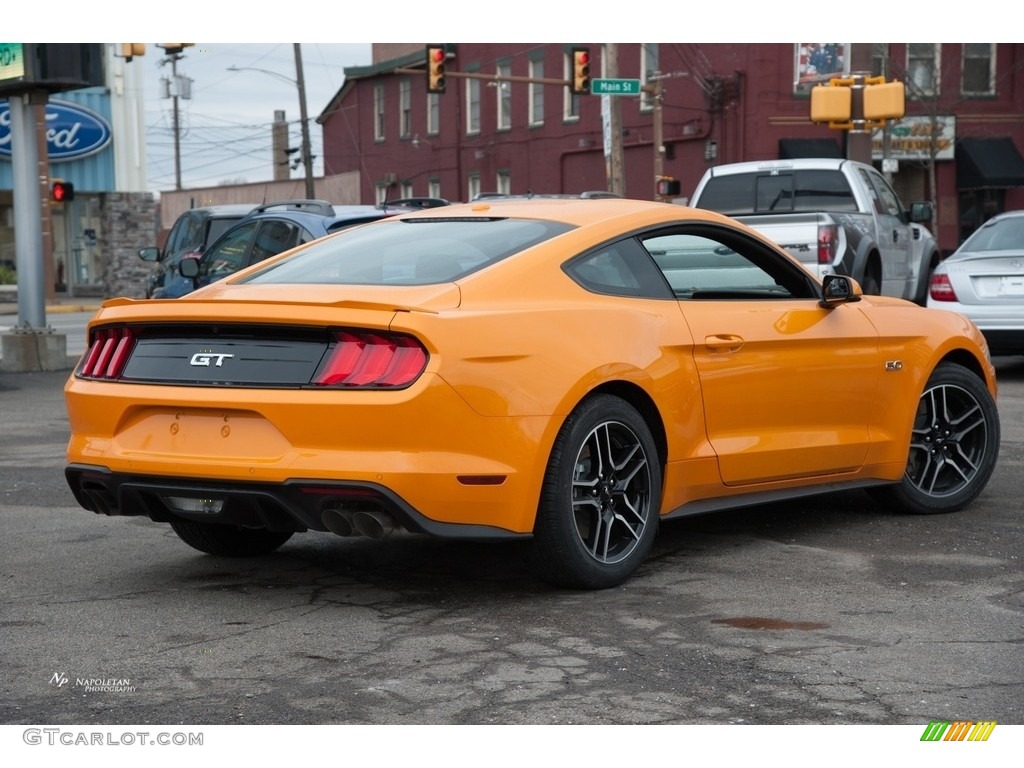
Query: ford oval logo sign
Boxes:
[{"xmin": 0, "ymin": 98, "xmax": 112, "ymax": 161}]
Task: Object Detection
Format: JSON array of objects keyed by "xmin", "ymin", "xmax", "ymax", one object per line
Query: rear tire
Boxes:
[
  {"xmin": 532, "ymin": 395, "xmax": 662, "ymax": 590},
  {"xmin": 870, "ymin": 363, "xmax": 999, "ymax": 515},
  {"xmin": 170, "ymin": 519, "xmax": 293, "ymax": 556}
]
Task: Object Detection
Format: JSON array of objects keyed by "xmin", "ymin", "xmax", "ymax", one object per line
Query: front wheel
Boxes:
[
  {"xmin": 532, "ymin": 395, "xmax": 662, "ymax": 589},
  {"xmin": 170, "ymin": 519, "xmax": 293, "ymax": 556},
  {"xmin": 871, "ymin": 363, "xmax": 999, "ymax": 515}
]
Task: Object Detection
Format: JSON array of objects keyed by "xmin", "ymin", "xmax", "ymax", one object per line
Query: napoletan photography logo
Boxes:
[
  {"xmin": 49, "ymin": 672, "xmax": 137, "ymax": 693},
  {"xmin": 921, "ymin": 720, "xmax": 997, "ymax": 742}
]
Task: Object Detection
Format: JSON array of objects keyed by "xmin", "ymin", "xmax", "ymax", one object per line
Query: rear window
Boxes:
[
  {"xmin": 242, "ymin": 217, "xmax": 574, "ymax": 285},
  {"xmin": 696, "ymin": 169, "xmax": 858, "ymax": 215}
]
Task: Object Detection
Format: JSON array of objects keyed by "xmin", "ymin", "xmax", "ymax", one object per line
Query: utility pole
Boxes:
[
  {"xmin": 603, "ymin": 44, "xmax": 625, "ymax": 196},
  {"xmin": 293, "ymin": 43, "xmax": 315, "ymax": 199},
  {"xmin": 158, "ymin": 45, "xmax": 194, "ymax": 191}
]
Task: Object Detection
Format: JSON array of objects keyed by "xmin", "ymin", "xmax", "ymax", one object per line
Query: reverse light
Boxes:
[
  {"xmin": 929, "ymin": 272, "xmax": 958, "ymax": 302},
  {"xmin": 817, "ymin": 223, "xmax": 838, "ymax": 265},
  {"xmin": 78, "ymin": 327, "xmax": 137, "ymax": 380},
  {"xmin": 313, "ymin": 330, "xmax": 428, "ymax": 388}
]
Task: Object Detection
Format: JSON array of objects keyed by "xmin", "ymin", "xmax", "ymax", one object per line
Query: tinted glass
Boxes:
[
  {"xmin": 242, "ymin": 218, "xmax": 574, "ymax": 285},
  {"xmin": 697, "ymin": 170, "xmax": 857, "ymax": 214}
]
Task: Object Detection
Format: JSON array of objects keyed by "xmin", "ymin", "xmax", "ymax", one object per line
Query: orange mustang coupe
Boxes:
[{"xmin": 64, "ymin": 198, "xmax": 1000, "ymax": 589}]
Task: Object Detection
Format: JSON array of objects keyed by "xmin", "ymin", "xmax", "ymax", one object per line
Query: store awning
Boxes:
[
  {"xmin": 778, "ymin": 138, "xmax": 843, "ymax": 159},
  {"xmin": 957, "ymin": 137, "xmax": 1024, "ymax": 189}
]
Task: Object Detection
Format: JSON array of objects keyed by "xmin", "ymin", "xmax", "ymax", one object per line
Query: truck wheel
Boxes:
[{"xmin": 861, "ymin": 264, "xmax": 882, "ymax": 295}]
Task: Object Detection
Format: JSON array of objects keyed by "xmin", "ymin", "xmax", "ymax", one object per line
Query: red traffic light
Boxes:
[
  {"xmin": 51, "ymin": 180, "xmax": 75, "ymax": 202},
  {"xmin": 426, "ymin": 45, "xmax": 447, "ymax": 94}
]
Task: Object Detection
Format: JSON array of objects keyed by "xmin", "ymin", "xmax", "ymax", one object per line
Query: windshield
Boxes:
[{"xmin": 241, "ymin": 217, "xmax": 574, "ymax": 285}]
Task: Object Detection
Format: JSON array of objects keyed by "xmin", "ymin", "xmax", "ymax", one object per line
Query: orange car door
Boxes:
[{"xmin": 644, "ymin": 227, "xmax": 882, "ymax": 487}]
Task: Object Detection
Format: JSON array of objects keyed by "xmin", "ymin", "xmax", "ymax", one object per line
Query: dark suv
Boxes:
[
  {"xmin": 154, "ymin": 199, "xmax": 431, "ymax": 299},
  {"xmin": 139, "ymin": 204, "xmax": 257, "ymax": 298}
]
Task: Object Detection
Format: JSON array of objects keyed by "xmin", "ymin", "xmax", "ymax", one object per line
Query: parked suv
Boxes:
[
  {"xmin": 138, "ymin": 204, "xmax": 257, "ymax": 298},
  {"xmin": 153, "ymin": 199, "xmax": 434, "ymax": 299}
]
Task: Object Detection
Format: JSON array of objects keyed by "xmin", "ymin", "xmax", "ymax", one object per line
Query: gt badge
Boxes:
[{"xmin": 190, "ymin": 352, "xmax": 235, "ymax": 367}]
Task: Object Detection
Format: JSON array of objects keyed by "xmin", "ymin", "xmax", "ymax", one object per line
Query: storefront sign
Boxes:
[
  {"xmin": 872, "ymin": 115, "xmax": 956, "ymax": 161},
  {"xmin": 0, "ymin": 98, "xmax": 112, "ymax": 160}
]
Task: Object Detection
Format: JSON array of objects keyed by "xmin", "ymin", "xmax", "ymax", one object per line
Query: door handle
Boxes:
[{"xmin": 704, "ymin": 334, "xmax": 744, "ymax": 353}]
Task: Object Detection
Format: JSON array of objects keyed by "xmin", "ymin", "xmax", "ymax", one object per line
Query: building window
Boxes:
[
  {"xmin": 871, "ymin": 44, "xmax": 890, "ymax": 78},
  {"xmin": 496, "ymin": 62, "xmax": 512, "ymax": 130},
  {"xmin": 962, "ymin": 43, "xmax": 995, "ymax": 96},
  {"xmin": 497, "ymin": 170, "xmax": 511, "ymax": 195},
  {"xmin": 375, "ymin": 183, "xmax": 389, "ymax": 205},
  {"xmin": 399, "ymin": 79, "xmax": 411, "ymax": 138},
  {"xmin": 429, "ymin": 179, "xmax": 442, "ymax": 199},
  {"xmin": 401, "ymin": 181, "xmax": 414, "ymax": 198},
  {"xmin": 374, "ymin": 84, "xmax": 385, "ymax": 142},
  {"xmin": 641, "ymin": 43, "xmax": 659, "ymax": 112},
  {"xmin": 563, "ymin": 51, "xmax": 580, "ymax": 121},
  {"xmin": 468, "ymin": 173, "xmax": 481, "ymax": 201},
  {"xmin": 529, "ymin": 58, "xmax": 544, "ymax": 126},
  {"xmin": 466, "ymin": 71, "xmax": 481, "ymax": 135},
  {"xmin": 427, "ymin": 92, "xmax": 440, "ymax": 135},
  {"xmin": 907, "ymin": 43, "xmax": 940, "ymax": 97}
]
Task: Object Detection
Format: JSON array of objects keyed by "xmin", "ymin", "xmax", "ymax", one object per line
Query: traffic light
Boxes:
[
  {"xmin": 656, "ymin": 177, "xmax": 681, "ymax": 197},
  {"xmin": 571, "ymin": 48, "xmax": 591, "ymax": 95},
  {"xmin": 426, "ymin": 45, "xmax": 446, "ymax": 94},
  {"xmin": 120, "ymin": 43, "xmax": 146, "ymax": 62},
  {"xmin": 51, "ymin": 180, "xmax": 74, "ymax": 203}
]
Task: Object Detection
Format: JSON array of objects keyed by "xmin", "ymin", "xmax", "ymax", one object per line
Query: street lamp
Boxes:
[{"xmin": 226, "ymin": 44, "xmax": 315, "ymax": 198}]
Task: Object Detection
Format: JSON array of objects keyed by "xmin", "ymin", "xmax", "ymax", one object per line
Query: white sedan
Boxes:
[{"xmin": 928, "ymin": 210, "xmax": 1024, "ymax": 355}]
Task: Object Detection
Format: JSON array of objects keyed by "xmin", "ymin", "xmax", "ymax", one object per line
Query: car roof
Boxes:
[
  {"xmin": 183, "ymin": 203, "xmax": 259, "ymax": 218},
  {"xmin": 703, "ymin": 158, "xmax": 866, "ymax": 177},
  {"xmin": 386, "ymin": 196, "xmax": 733, "ymax": 230}
]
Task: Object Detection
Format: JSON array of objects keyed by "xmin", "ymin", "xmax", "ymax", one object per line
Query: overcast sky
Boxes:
[{"xmin": 141, "ymin": 43, "xmax": 372, "ymax": 193}]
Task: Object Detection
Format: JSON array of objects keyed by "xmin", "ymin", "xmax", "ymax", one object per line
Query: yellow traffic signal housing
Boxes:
[
  {"xmin": 120, "ymin": 43, "xmax": 146, "ymax": 62},
  {"xmin": 864, "ymin": 80, "xmax": 906, "ymax": 121},
  {"xmin": 426, "ymin": 45, "xmax": 446, "ymax": 94},
  {"xmin": 810, "ymin": 84, "xmax": 851, "ymax": 123},
  {"xmin": 571, "ymin": 48, "xmax": 591, "ymax": 95}
]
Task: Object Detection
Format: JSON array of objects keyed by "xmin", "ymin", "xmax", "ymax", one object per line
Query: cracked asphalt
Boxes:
[{"xmin": 1, "ymin": 360, "xmax": 1022, "ymax": 728}]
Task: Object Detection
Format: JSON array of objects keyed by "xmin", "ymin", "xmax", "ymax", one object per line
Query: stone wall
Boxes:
[{"xmin": 100, "ymin": 192, "xmax": 158, "ymax": 300}]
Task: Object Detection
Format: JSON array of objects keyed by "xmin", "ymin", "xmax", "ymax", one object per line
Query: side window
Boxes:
[
  {"xmin": 641, "ymin": 227, "xmax": 813, "ymax": 300},
  {"xmin": 250, "ymin": 220, "xmax": 301, "ymax": 264},
  {"xmin": 867, "ymin": 169, "xmax": 904, "ymax": 217},
  {"xmin": 566, "ymin": 238, "xmax": 673, "ymax": 298},
  {"xmin": 202, "ymin": 222, "xmax": 257, "ymax": 278}
]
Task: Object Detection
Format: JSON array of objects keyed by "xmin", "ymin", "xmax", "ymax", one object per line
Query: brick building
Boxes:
[{"xmin": 320, "ymin": 43, "xmax": 1024, "ymax": 255}]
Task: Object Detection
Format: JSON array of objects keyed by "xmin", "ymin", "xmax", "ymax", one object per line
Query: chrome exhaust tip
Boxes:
[
  {"xmin": 351, "ymin": 509, "xmax": 396, "ymax": 539},
  {"xmin": 321, "ymin": 508, "xmax": 356, "ymax": 537}
]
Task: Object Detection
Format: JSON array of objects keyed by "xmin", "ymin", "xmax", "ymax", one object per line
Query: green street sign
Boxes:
[
  {"xmin": 591, "ymin": 78, "xmax": 642, "ymax": 96},
  {"xmin": 0, "ymin": 43, "xmax": 26, "ymax": 82}
]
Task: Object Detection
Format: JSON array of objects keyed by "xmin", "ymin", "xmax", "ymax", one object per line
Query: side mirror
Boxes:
[
  {"xmin": 820, "ymin": 274, "xmax": 862, "ymax": 308},
  {"xmin": 138, "ymin": 246, "xmax": 161, "ymax": 263},
  {"xmin": 909, "ymin": 201, "xmax": 934, "ymax": 223},
  {"xmin": 179, "ymin": 256, "xmax": 200, "ymax": 279}
]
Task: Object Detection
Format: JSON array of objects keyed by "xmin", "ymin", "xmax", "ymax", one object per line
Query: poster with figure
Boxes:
[{"xmin": 795, "ymin": 43, "xmax": 848, "ymax": 94}]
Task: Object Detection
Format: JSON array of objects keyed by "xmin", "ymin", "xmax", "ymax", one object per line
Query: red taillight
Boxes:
[
  {"xmin": 929, "ymin": 272, "xmax": 958, "ymax": 302},
  {"xmin": 817, "ymin": 223, "xmax": 838, "ymax": 265},
  {"xmin": 79, "ymin": 327, "xmax": 137, "ymax": 380},
  {"xmin": 313, "ymin": 330, "xmax": 427, "ymax": 389}
]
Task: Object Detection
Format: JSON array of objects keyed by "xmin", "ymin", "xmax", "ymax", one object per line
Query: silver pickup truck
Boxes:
[{"xmin": 690, "ymin": 158, "xmax": 940, "ymax": 304}]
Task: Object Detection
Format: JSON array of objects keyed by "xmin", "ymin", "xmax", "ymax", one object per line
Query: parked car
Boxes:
[
  {"xmin": 65, "ymin": 198, "xmax": 999, "ymax": 589},
  {"xmin": 152, "ymin": 200, "xmax": 418, "ymax": 299},
  {"xmin": 139, "ymin": 204, "xmax": 257, "ymax": 298},
  {"xmin": 690, "ymin": 158, "xmax": 940, "ymax": 304},
  {"xmin": 928, "ymin": 209, "xmax": 1024, "ymax": 355}
]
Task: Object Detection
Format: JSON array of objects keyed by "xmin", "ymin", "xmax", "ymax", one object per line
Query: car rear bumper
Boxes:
[{"xmin": 65, "ymin": 464, "xmax": 527, "ymax": 541}]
